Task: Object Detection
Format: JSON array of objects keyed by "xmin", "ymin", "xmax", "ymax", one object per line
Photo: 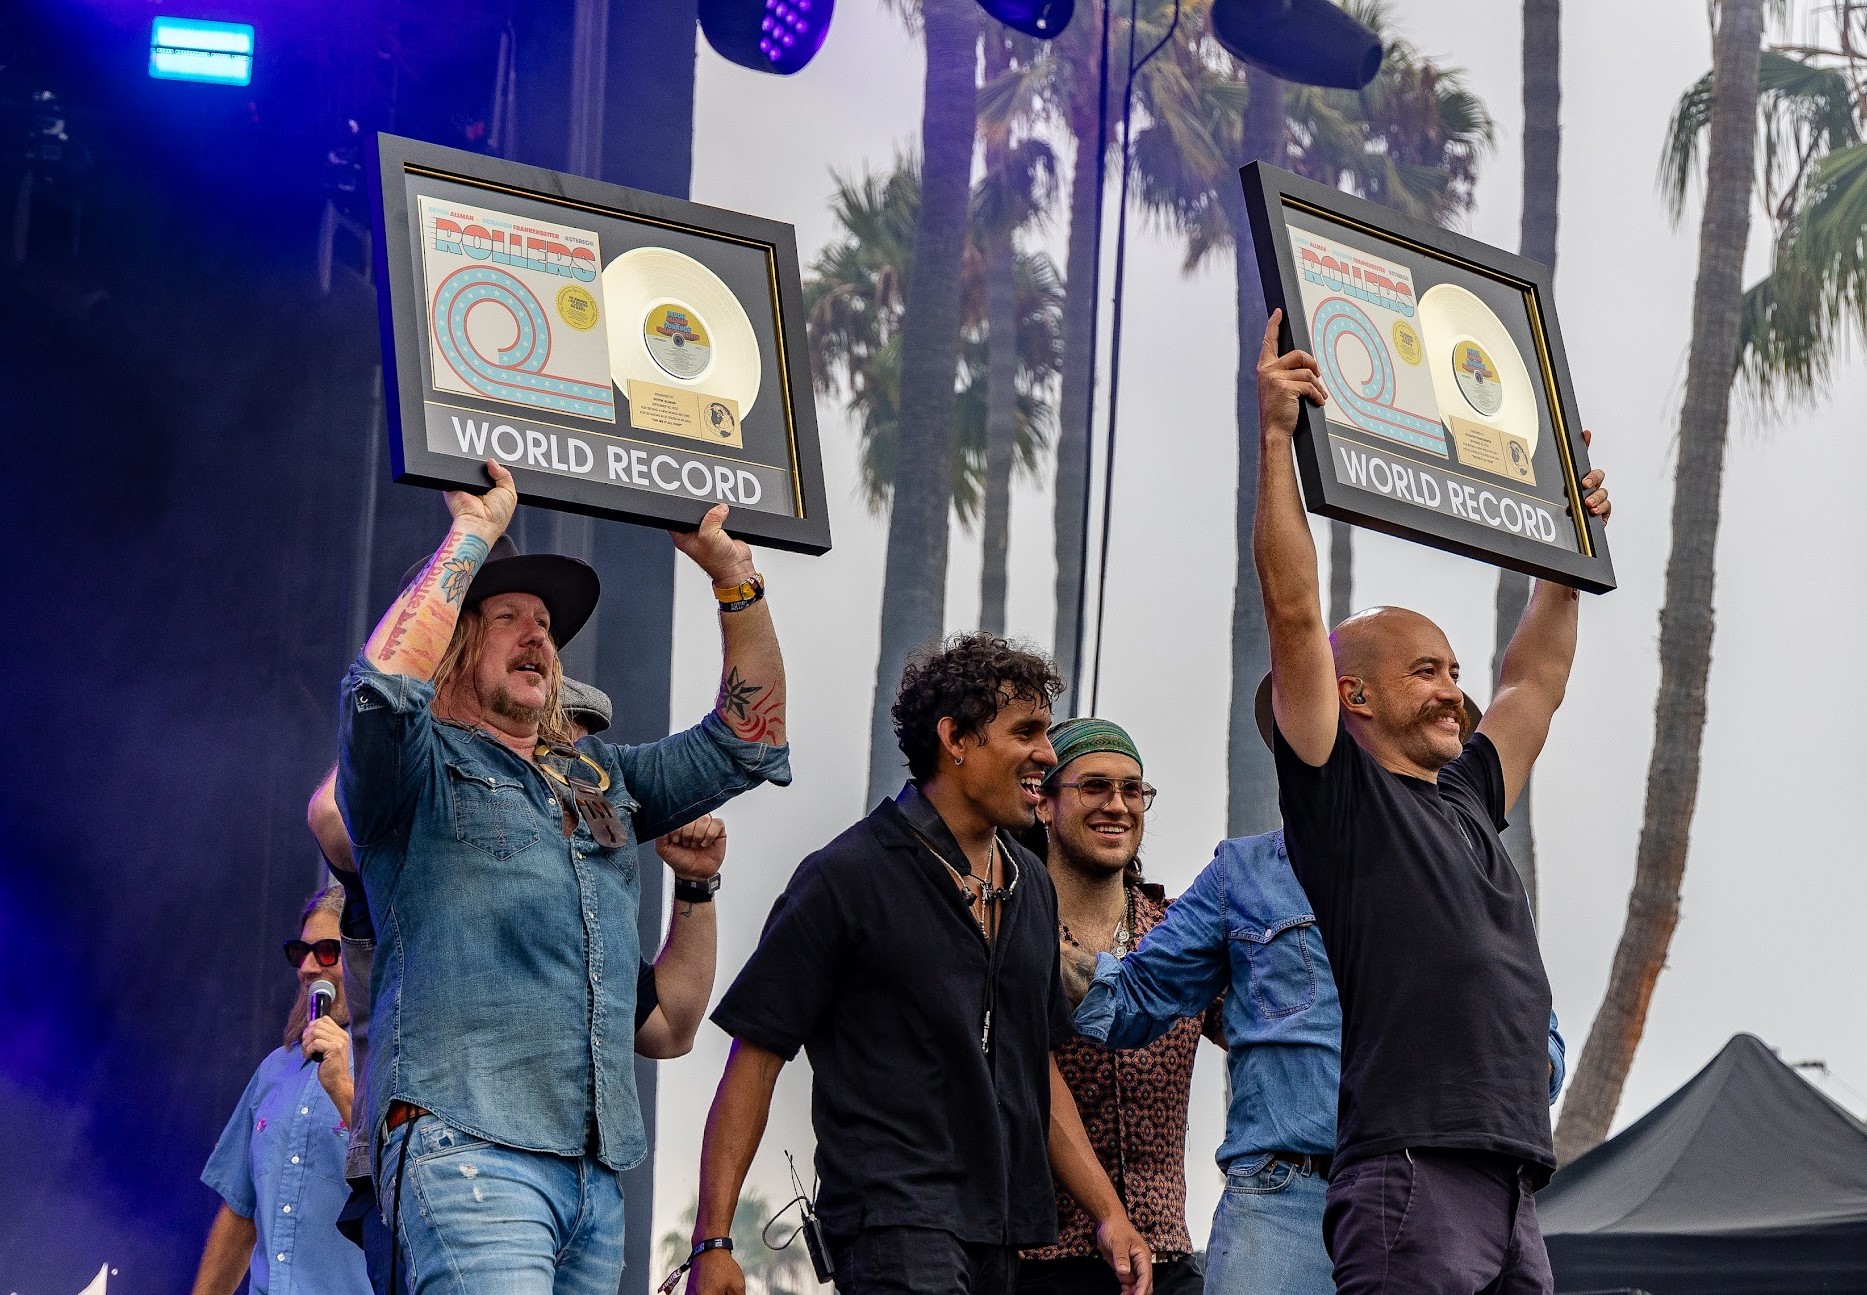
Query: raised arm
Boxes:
[
  {"xmin": 1252, "ymin": 310, "xmax": 1339, "ymax": 767},
  {"xmin": 1048, "ymin": 1056, "xmax": 1153, "ymax": 1295},
  {"xmin": 676, "ymin": 505, "xmax": 786, "ymax": 748},
  {"xmin": 308, "ymin": 766, "xmax": 352, "ymax": 873},
  {"xmin": 364, "ymin": 459, "xmax": 516, "ymax": 680},
  {"xmin": 1478, "ymin": 442, "xmax": 1610, "ymax": 810},
  {"xmin": 635, "ymin": 816, "xmax": 725, "ymax": 1059},
  {"xmin": 687, "ymin": 1040, "xmax": 787, "ymax": 1295}
]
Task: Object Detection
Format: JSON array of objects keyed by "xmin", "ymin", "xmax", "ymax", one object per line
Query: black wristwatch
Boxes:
[{"xmin": 672, "ymin": 873, "xmax": 721, "ymax": 904}]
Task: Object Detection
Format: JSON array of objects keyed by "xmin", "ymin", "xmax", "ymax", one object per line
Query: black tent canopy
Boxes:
[{"xmin": 1542, "ymin": 1033, "xmax": 1867, "ymax": 1294}]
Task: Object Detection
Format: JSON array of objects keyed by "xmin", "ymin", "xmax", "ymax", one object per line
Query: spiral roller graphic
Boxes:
[
  {"xmin": 1312, "ymin": 297, "xmax": 1447, "ymax": 456},
  {"xmin": 432, "ymin": 266, "xmax": 616, "ymax": 421}
]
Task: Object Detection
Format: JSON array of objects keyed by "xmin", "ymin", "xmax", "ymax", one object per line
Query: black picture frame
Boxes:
[
  {"xmin": 371, "ymin": 133, "xmax": 832, "ymax": 555},
  {"xmin": 1241, "ymin": 161, "xmax": 1613, "ymax": 593}
]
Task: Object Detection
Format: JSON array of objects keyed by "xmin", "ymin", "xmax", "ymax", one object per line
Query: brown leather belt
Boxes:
[
  {"xmin": 1269, "ymin": 1150, "xmax": 1333, "ymax": 1178},
  {"xmin": 385, "ymin": 1101, "xmax": 429, "ymax": 1132}
]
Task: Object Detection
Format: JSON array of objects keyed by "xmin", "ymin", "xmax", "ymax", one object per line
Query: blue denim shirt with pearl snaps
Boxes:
[{"xmin": 336, "ymin": 654, "xmax": 789, "ymax": 1172}]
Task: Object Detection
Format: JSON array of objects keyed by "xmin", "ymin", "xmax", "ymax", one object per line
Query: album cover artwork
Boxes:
[{"xmin": 418, "ymin": 196, "xmax": 617, "ymax": 423}]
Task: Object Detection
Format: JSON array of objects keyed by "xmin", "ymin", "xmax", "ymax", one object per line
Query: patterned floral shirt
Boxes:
[{"xmin": 1026, "ymin": 885, "xmax": 1224, "ymax": 1261}]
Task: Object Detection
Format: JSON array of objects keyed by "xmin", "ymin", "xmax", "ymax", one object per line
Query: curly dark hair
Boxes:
[{"xmin": 892, "ymin": 632, "xmax": 1065, "ymax": 781}]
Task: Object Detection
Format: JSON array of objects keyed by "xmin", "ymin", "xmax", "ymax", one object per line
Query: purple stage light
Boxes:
[
  {"xmin": 977, "ymin": 0, "xmax": 1074, "ymax": 39},
  {"xmin": 700, "ymin": 0, "xmax": 833, "ymax": 75}
]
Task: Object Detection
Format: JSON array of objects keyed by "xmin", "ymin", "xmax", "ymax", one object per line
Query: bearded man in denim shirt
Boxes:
[
  {"xmin": 1064, "ymin": 824, "xmax": 1564, "ymax": 1294},
  {"xmin": 336, "ymin": 460, "xmax": 789, "ymax": 1295}
]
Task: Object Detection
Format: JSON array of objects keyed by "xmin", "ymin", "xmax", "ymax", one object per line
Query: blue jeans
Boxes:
[
  {"xmin": 1202, "ymin": 1156, "xmax": 1334, "ymax": 1295},
  {"xmin": 381, "ymin": 1118, "xmax": 624, "ymax": 1295}
]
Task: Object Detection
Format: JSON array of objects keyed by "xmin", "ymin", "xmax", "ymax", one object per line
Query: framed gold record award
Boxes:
[
  {"xmin": 371, "ymin": 134, "xmax": 831, "ymax": 555},
  {"xmin": 1242, "ymin": 162, "xmax": 1613, "ymax": 593}
]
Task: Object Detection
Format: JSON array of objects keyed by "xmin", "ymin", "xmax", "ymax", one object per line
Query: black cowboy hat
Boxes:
[
  {"xmin": 398, "ymin": 535, "xmax": 600, "ymax": 647},
  {"xmin": 1252, "ymin": 671, "xmax": 1483, "ymax": 750}
]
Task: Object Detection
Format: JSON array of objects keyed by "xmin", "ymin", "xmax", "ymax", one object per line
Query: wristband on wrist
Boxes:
[
  {"xmin": 673, "ymin": 873, "xmax": 721, "ymax": 904},
  {"xmin": 658, "ymin": 1237, "xmax": 734, "ymax": 1295},
  {"xmin": 713, "ymin": 573, "xmax": 765, "ymax": 613}
]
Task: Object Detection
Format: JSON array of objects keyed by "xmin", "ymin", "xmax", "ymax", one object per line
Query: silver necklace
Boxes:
[{"xmin": 1111, "ymin": 886, "xmax": 1137, "ymax": 960}]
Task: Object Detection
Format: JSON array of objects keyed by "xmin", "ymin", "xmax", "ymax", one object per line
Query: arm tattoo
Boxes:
[
  {"xmin": 374, "ymin": 531, "xmax": 489, "ymax": 663},
  {"xmin": 440, "ymin": 534, "xmax": 490, "ymax": 604},
  {"xmin": 1058, "ymin": 944, "xmax": 1098, "ymax": 1009},
  {"xmin": 716, "ymin": 667, "xmax": 781, "ymax": 743}
]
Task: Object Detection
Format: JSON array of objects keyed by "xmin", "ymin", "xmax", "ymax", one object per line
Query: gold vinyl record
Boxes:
[
  {"xmin": 604, "ymin": 247, "xmax": 763, "ymax": 418},
  {"xmin": 1417, "ymin": 283, "xmax": 1540, "ymax": 485}
]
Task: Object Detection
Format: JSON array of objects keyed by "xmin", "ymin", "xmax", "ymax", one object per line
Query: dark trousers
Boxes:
[
  {"xmin": 1016, "ymin": 1253, "xmax": 1205, "ymax": 1295},
  {"xmin": 1323, "ymin": 1150, "xmax": 1552, "ymax": 1295},
  {"xmin": 337, "ymin": 1180, "xmax": 408, "ymax": 1295},
  {"xmin": 830, "ymin": 1227, "xmax": 1018, "ymax": 1295}
]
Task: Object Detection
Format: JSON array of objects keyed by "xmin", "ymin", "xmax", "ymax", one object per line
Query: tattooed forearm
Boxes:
[
  {"xmin": 365, "ymin": 529, "xmax": 490, "ymax": 679},
  {"xmin": 716, "ymin": 667, "xmax": 783, "ymax": 743},
  {"xmin": 440, "ymin": 535, "xmax": 488, "ymax": 604}
]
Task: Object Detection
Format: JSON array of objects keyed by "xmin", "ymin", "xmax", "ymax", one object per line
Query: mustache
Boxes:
[{"xmin": 1416, "ymin": 701, "xmax": 1464, "ymax": 726}]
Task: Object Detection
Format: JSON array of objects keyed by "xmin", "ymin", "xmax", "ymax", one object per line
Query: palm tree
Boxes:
[
  {"xmin": 1127, "ymin": 3, "xmax": 1494, "ymax": 835},
  {"xmin": 1490, "ymin": 0, "xmax": 1564, "ymax": 915},
  {"xmin": 805, "ymin": 157, "xmax": 1061, "ymax": 521},
  {"xmin": 1554, "ymin": 0, "xmax": 1767, "ymax": 1164},
  {"xmin": 977, "ymin": 27, "xmax": 1060, "ymax": 634},
  {"xmin": 657, "ymin": 1188, "xmax": 814, "ymax": 1295},
  {"xmin": 865, "ymin": 0, "xmax": 981, "ymax": 804},
  {"xmin": 981, "ymin": 0, "xmax": 1214, "ymax": 704}
]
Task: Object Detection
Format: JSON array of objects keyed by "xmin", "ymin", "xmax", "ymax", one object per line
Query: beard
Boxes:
[
  {"xmin": 487, "ymin": 678, "xmax": 549, "ymax": 727},
  {"xmin": 1053, "ymin": 822, "xmax": 1138, "ymax": 879}
]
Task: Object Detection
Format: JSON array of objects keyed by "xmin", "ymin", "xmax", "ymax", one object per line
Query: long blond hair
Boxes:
[
  {"xmin": 284, "ymin": 884, "xmax": 349, "ymax": 1048},
  {"xmin": 431, "ymin": 604, "xmax": 576, "ymax": 746}
]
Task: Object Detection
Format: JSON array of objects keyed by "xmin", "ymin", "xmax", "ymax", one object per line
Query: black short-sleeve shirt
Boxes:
[
  {"xmin": 712, "ymin": 785, "xmax": 1074, "ymax": 1245},
  {"xmin": 1273, "ymin": 719, "xmax": 1555, "ymax": 1181}
]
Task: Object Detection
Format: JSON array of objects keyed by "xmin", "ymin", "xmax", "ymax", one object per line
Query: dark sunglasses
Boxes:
[{"xmin": 283, "ymin": 938, "xmax": 342, "ymax": 970}]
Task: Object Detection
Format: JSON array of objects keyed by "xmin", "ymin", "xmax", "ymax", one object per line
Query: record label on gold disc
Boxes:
[
  {"xmin": 1450, "ymin": 337, "xmax": 1504, "ymax": 416},
  {"xmin": 643, "ymin": 302, "xmax": 713, "ymax": 380}
]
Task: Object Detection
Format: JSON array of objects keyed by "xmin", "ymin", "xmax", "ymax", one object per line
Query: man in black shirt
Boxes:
[
  {"xmin": 688, "ymin": 634, "xmax": 1152, "ymax": 1295},
  {"xmin": 1250, "ymin": 311, "xmax": 1611, "ymax": 1294}
]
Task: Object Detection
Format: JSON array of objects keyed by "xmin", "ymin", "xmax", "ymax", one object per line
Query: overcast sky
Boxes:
[{"xmin": 644, "ymin": 0, "xmax": 1867, "ymax": 1254}]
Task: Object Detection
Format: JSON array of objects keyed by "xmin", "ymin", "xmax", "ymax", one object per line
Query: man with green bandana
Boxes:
[{"xmin": 1025, "ymin": 719, "xmax": 1220, "ymax": 1295}]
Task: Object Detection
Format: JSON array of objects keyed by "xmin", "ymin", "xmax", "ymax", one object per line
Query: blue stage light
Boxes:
[
  {"xmin": 1209, "ymin": 0, "xmax": 1381, "ymax": 90},
  {"xmin": 700, "ymin": 0, "xmax": 833, "ymax": 75},
  {"xmin": 149, "ymin": 17, "xmax": 255, "ymax": 86},
  {"xmin": 976, "ymin": 0, "xmax": 1074, "ymax": 40}
]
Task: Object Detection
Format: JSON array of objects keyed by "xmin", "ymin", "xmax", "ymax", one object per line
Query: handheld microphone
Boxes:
[{"xmin": 308, "ymin": 980, "xmax": 336, "ymax": 1062}]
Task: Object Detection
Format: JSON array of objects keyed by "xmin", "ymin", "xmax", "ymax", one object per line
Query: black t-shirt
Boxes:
[
  {"xmin": 1273, "ymin": 719, "xmax": 1555, "ymax": 1181},
  {"xmin": 712, "ymin": 785, "xmax": 1074, "ymax": 1246}
]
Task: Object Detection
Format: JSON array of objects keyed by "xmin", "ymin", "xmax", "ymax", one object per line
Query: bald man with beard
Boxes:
[{"xmin": 1250, "ymin": 311, "xmax": 1611, "ymax": 1295}]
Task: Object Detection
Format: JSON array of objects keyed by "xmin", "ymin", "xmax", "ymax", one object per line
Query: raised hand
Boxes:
[
  {"xmin": 1256, "ymin": 308, "xmax": 1329, "ymax": 440},
  {"xmin": 658, "ymin": 814, "xmax": 726, "ymax": 881},
  {"xmin": 301, "ymin": 1017, "xmax": 354, "ymax": 1114},
  {"xmin": 1577, "ymin": 429, "xmax": 1611, "ymax": 521},
  {"xmin": 671, "ymin": 503, "xmax": 756, "ymax": 584},
  {"xmin": 445, "ymin": 459, "xmax": 520, "ymax": 538}
]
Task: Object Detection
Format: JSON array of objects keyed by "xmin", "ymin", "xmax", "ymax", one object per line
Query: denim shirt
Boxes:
[
  {"xmin": 201, "ymin": 1045, "xmax": 370, "ymax": 1295},
  {"xmin": 336, "ymin": 654, "xmax": 790, "ymax": 1171},
  {"xmin": 1075, "ymin": 831, "xmax": 1565, "ymax": 1172}
]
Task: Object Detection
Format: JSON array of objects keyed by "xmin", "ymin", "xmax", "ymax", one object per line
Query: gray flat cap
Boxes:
[{"xmin": 560, "ymin": 677, "xmax": 614, "ymax": 736}]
